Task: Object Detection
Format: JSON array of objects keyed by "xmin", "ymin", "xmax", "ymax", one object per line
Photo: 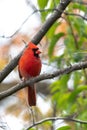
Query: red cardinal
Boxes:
[{"xmin": 18, "ymin": 42, "xmax": 42, "ymax": 106}]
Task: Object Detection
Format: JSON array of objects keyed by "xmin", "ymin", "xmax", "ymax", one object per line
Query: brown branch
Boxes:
[
  {"xmin": 27, "ymin": 116, "xmax": 87, "ymax": 130},
  {"xmin": 31, "ymin": 0, "xmax": 72, "ymax": 44},
  {"xmin": 0, "ymin": 53, "xmax": 22, "ymax": 83},
  {"xmin": 66, "ymin": 15, "xmax": 79, "ymax": 49},
  {"xmin": 0, "ymin": 61, "xmax": 87, "ymax": 100},
  {"xmin": 65, "ymin": 12, "xmax": 87, "ymax": 21},
  {"xmin": 0, "ymin": 0, "xmax": 72, "ymax": 83}
]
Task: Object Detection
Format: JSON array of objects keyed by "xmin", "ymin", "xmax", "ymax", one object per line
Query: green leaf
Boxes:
[
  {"xmin": 68, "ymin": 85, "xmax": 87, "ymax": 103},
  {"xmin": 48, "ymin": 33, "xmax": 65, "ymax": 57},
  {"xmin": 57, "ymin": 125, "xmax": 71, "ymax": 130},
  {"xmin": 50, "ymin": 81, "xmax": 60, "ymax": 93},
  {"xmin": 72, "ymin": 3, "xmax": 87, "ymax": 12},
  {"xmin": 28, "ymin": 128, "xmax": 36, "ymax": 130},
  {"xmin": 43, "ymin": 120, "xmax": 52, "ymax": 126},
  {"xmin": 37, "ymin": 0, "xmax": 48, "ymax": 9},
  {"xmin": 58, "ymin": 93, "xmax": 70, "ymax": 108},
  {"xmin": 49, "ymin": 0, "xmax": 60, "ymax": 8},
  {"xmin": 73, "ymin": 52, "xmax": 84, "ymax": 62},
  {"xmin": 47, "ymin": 22, "xmax": 59, "ymax": 38},
  {"xmin": 73, "ymin": 72, "xmax": 81, "ymax": 88},
  {"xmin": 60, "ymin": 75, "xmax": 70, "ymax": 90}
]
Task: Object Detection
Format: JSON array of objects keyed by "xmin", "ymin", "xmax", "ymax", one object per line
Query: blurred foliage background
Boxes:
[
  {"xmin": 0, "ymin": 0, "xmax": 87, "ymax": 130},
  {"xmin": 37, "ymin": 0, "xmax": 87, "ymax": 130}
]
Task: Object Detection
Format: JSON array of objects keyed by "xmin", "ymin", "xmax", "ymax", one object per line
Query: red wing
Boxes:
[{"xmin": 18, "ymin": 66, "xmax": 22, "ymax": 79}]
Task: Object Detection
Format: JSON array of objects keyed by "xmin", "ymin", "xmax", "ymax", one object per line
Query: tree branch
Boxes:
[
  {"xmin": 31, "ymin": 0, "xmax": 72, "ymax": 44},
  {"xmin": 0, "ymin": 61, "xmax": 87, "ymax": 100},
  {"xmin": 0, "ymin": 53, "xmax": 22, "ymax": 83},
  {"xmin": 65, "ymin": 12, "xmax": 87, "ymax": 21},
  {"xmin": 66, "ymin": 15, "xmax": 79, "ymax": 49},
  {"xmin": 27, "ymin": 116, "xmax": 87, "ymax": 129},
  {"xmin": 0, "ymin": 0, "xmax": 72, "ymax": 83}
]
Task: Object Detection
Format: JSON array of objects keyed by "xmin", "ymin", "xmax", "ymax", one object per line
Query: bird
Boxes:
[{"xmin": 18, "ymin": 42, "xmax": 42, "ymax": 106}]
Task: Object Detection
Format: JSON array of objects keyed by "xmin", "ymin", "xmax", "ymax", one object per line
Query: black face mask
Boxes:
[{"xmin": 32, "ymin": 48, "xmax": 40, "ymax": 58}]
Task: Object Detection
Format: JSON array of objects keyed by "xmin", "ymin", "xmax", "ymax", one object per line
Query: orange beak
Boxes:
[{"xmin": 36, "ymin": 50, "xmax": 41, "ymax": 54}]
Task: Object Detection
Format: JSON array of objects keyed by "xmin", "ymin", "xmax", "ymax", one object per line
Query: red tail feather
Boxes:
[{"xmin": 28, "ymin": 85, "xmax": 36, "ymax": 106}]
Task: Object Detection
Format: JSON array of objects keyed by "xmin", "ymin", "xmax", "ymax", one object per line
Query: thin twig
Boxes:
[
  {"xmin": 0, "ymin": 61, "xmax": 87, "ymax": 100},
  {"xmin": 65, "ymin": 12, "xmax": 87, "ymax": 21},
  {"xmin": 27, "ymin": 116, "xmax": 87, "ymax": 129},
  {"xmin": 0, "ymin": 8, "xmax": 55, "ymax": 39},
  {"xmin": 66, "ymin": 15, "xmax": 79, "ymax": 49}
]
